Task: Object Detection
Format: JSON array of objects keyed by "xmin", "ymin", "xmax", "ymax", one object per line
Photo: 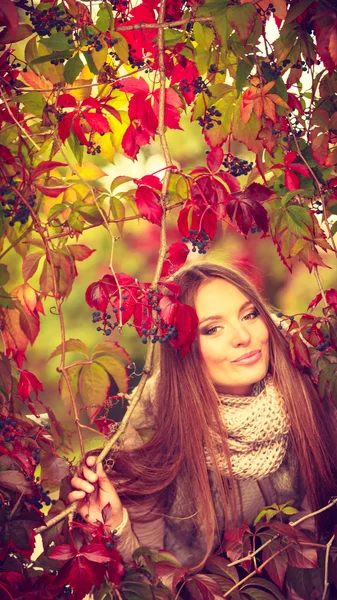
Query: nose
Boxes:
[{"xmin": 229, "ymin": 321, "xmax": 251, "ymax": 346}]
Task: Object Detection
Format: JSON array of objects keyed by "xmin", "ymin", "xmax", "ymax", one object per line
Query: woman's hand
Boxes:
[{"xmin": 68, "ymin": 455, "xmax": 124, "ymax": 529}]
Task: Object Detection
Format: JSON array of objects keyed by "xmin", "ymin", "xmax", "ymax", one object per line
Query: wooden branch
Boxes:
[
  {"xmin": 36, "ymin": 0, "xmax": 175, "ymax": 536},
  {"xmin": 114, "ymin": 15, "xmax": 213, "ymax": 32},
  {"xmin": 322, "ymin": 533, "xmax": 335, "ymax": 600}
]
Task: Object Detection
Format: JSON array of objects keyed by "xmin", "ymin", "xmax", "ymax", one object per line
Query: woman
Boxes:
[{"xmin": 68, "ymin": 262, "xmax": 337, "ymax": 569}]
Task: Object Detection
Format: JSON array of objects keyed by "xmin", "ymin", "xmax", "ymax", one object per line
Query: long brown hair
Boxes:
[{"xmin": 112, "ymin": 261, "xmax": 337, "ymax": 566}]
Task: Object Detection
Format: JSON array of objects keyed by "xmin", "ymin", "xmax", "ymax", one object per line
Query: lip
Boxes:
[{"xmin": 232, "ymin": 350, "xmax": 262, "ymax": 364}]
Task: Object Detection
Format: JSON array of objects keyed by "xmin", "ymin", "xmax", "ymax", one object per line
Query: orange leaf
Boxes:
[
  {"xmin": 263, "ymin": 96, "xmax": 276, "ymax": 122},
  {"xmin": 268, "ymin": 93, "xmax": 290, "ymax": 110}
]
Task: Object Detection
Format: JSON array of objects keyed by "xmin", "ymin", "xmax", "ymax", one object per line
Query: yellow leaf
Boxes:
[
  {"xmin": 66, "ymin": 163, "xmax": 108, "ymax": 181},
  {"xmin": 92, "ymin": 38, "xmax": 108, "ymax": 71},
  {"xmin": 70, "ymin": 77, "xmax": 93, "ymax": 102},
  {"xmin": 94, "ymin": 131, "xmax": 115, "ymax": 163},
  {"xmin": 111, "ymin": 32, "xmax": 129, "ymax": 63},
  {"xmin": 63, "ymin": 184, "xmax": 83, "ymax": 205}
]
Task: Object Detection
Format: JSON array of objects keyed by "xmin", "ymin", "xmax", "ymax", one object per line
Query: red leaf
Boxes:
[
  {"xmin": 67, "ymin": 244, "xmax": 96, "ymax": 261},
  {"xmin": 152, "ymin": 88, "xmax": 183, "ymax": 130},
  {"xmin": 284, "ymin": 151, "xmax": 297, "ymax": 165},
  {"xmin": 137, "ymin": 174, "xmax": 162, "ymax": 191},
  {"xmin": 57, "ymin": 93, "xmax": 77, "ymax": 108},
  {"xmin": 291, "ymin": 331, "xmax": 311, "ymax": 368},
  {"xmin": 107, "ymin": 551, "xmax": 124, "ymax": 585},
  {"xmin": 85, "ymin": 280, "xmax": 110, "ymax": 312},
  {"xmin": 72, "ymin": 115, "xmax": 88, "ymax": 146},
  {"xmin": 30, "ymin": 161, "xmax": 67, "ymax": 181},
  {"xmin": 136, "ymin": 98, "xmax": 158, "ymax": 137},
  {"xmin": 290, "ymin": 163, "xmax": 310, "ymax": 178},
  {"xmin": 206, "ymin": 146, "xmax": 224, "ymax": 173},
  {"xmin": 135, "ymin": 185, "xmax": 163, "ymax": 225},
  {"xmin": 22, "ymin": 253, "xmax": 43, "ymax": 282},
  {"xmin": 119, "ymin": 76, "xmax": 149, "ymax": 94},
  {"xmin": 0, "ymin": 0, "xmax": 19, "ymax": 37},
  {"xmin": 103, "ymin": 104, "xmax": 122, "ymax": 122},
  {"xmin": 161, "ymin": 242, "xmax": 189, "ymax": 277},
  {"xmin": 326, "ymin": 288, "xmax": 337, "ymax": 311},
  {"xmin": 122, "ymin": 123, "xmax": 150, "ymax": 159},
  {"xmin": 58, "ymin": 112, "xmax": 74, "ymax": 143},
  {"xmin": 19, "ymin": 310, "xmax": 40, "ymax": 344},
  {"xmin": 160, "ymin": 297, "xmax": 198, "ymax": 358},
  {"xmin": 35, "ymin": 184, "xmax": 68, "ymax": 197},
  {"xmin": 83, "ymin": 111, "xmax": 111, "ymax": 134},
  {"xmin": 307, "ymin": 292, "xmax": 322, "ymax": 310},
  {"xmin": 50, "ymin": 544, "xmax": 77, "ymax": 562},
  {"xmin": 81, "ymin": 542, "xmax": 115, "ymax": 563},
  {"xmin": 285, "ymin": 169, "xmax": 299, "ymax": 191}
]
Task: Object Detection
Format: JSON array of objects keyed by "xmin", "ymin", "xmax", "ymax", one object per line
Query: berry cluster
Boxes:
[
  {"xmin": 86, "ymin": 140, "xmax": 102, "ymax": 155},
  {"xmin": 222, "ymin": 155, "xmax": 253, "ymax": 177},
  {"xmin": 0, "ymin": 414, "xmax": 41, "ymax": 479},
  {"xmin": 181, "ymin": 229, "xmax": 210, "ymax": 254},
  {"xmin": 261, "ymin": 60, "xmax": 283, "ymax": 80},
  {"xmin": 250, "ymin": 226, "xmax": 263, "ymax": 234},
  {"xmin": 142, "ymin": 321, "xmax": 179, "ymax": 345},
  {"xmin": 312, "ymin": 199, "xmax": 323, "ymax": 215},
  {"xmin": 315, "ymin": 335, "xmax": 330, "ymax": 352},
  {"xmin": 197, "ymin": 106, "xmax": 222, "ymax": 130},
  {"xmin": 30, "ymin": 478, "xmax": 55, "ymax": 509},
  {"xmin": 181, "ymin": 76, "xmax": 212, "ymax": 97},
  {"xmin": 1, "ymin": 184, "xmax": 35, "ymax": 226},
  {"xmin": 28, "ymin": 5, "xmax": 71, "ymax": 37},
  {"xmin": 93, "ymin": 311, "xmax": 113, "ymax": 336},
  {"xmin": 208, "ymin": 64, "xmax": 225, "ymax": 75},
  {"xmin": 257, "ymin": 2, "xmax": 276, "ymax": 23}
]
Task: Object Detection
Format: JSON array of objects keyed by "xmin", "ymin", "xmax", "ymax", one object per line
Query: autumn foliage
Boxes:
[{"xmin": 1, "ymin": 0, "xmax": 337, "ymax": 598}]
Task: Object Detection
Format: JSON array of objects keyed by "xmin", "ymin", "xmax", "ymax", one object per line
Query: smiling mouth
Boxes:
[{"xmin": 232, "ymin": 350, "xmax": 262, "ymax": 364}]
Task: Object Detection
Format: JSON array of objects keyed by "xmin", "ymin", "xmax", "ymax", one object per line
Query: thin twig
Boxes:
[
  {"xmin": 313, "ymin": 267, "xmax": 328, "ymax": 307},
  {"xmin": 322, "ymin": 534, "xmax": 335, "ymax": 600}
]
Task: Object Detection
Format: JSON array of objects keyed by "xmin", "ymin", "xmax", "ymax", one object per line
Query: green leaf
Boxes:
[
  {"xmin": 96, "ymin": 5, "xmax": 111, "ymax": 32},
  {"xmin": 48, "ymin": 203, "xmax": 69, "ymax": 220},
  {"xmin": 77, "ymin": 204, "xmax": 105, "ymax": 225},
  {"xmin": 79, "ymin": 362, "xmax": 110, "ymax": 410},
  {"xmin": 67, "ymin": 131, "xmax": 84, "ymax": 166},
  {"xmin": 18, "ymin": 92, "xmax": 46, "ymax": 117},
  {"xmin": 329, "ymin": 204, "xmax": 337, "ymax": 215},
  {"xmin": 284, "ymin": 0, "xmax": 315, "ymax": 24},
  {"xmin": 94, "ymin": 355, "xmax": 128, "ymax": 393},
  {"xmin": 30, "ymin": 49, "xmax": 71, "ymax": 65},
  {"xmin": 164, "ymin": 28, "xmax": 184, "ymax": 46},
  {"xmin": 236, "ymin": 60, "xmax": 253, "ymax": 96},
  {"xmin": 83, "ymin": 50, "xmax": 98, "ymax": 75},
  {"xmin": 64, "ymin": 53, "xmax": 84, "ymax": 84},
  {"xmin": 0, "ymin": 288, "xmax": 14, "ymax": 309},
  {"xmin": 110, "ymin": 175, "xmax": 133, "ymax": 194},
  {"xmin": 331, "ymin": 221, "xmax": 337, "ymax": 236},
  {"xmin": 49, "ymin": 338, "xmax": 90, "ymax": 361},
  {"xmin": 92, "ymin": 341, "xmax": 131, "ymax": 363},
  {"xmin": 112, "ymin": 32, "xmax": 130, "ymax": 64},
  {"xmin": 110, "ymin": 196, "xmax": 125, "ymax": 236},
  {"xmin": 241, "ymin": 576, "xmax": 287, "ymax": 600},
  {"xmin": 68, "ymin": 210, "xmax": 84, "ymax": 232},
  {"xmin": 226, "ymin": 3, "xmax": 257, "ymax": 45},
  {"xmin": 0, "ymin": 264, "xmax": 10, "ymax": 286},
  {"xmin": 39, "ymin": 32, "xmax": 69, "ymax": 51},
  {"xmin": 193, "ymin": 22, "xmax": 215, "ymax": 51}
]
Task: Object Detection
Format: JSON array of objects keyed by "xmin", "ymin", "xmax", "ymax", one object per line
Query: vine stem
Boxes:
[
  {"xmin": 322, "ymin": 533, "xmax": 335, "ymax": 600},
  {"xmin": 289, "ymin": 120, "xmax": 337, "ymax": 255},
  {"xmin": 36, "ymin": 0, "xmax": 174, "ymax": 536},
  {"xmin": 313, "ymin": 266, "xmax": 328, "ymax": 307},
  {"xmin": 227, "ymin": 498, "xmax": 337, "ymax": 577}
]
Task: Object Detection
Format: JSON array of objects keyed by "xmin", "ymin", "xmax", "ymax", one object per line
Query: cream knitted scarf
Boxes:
[{"xmin": 205, "ymin": 374, "xmax": 291, "ymax": 480}]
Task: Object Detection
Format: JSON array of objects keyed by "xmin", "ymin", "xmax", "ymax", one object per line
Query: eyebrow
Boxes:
[{"xmin": 198, "ymin": 300, "xmax": 255, "ymax": 326}]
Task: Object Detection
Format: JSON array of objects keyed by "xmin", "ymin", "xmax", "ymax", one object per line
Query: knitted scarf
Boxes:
[{"xmin": 204, "ymin": 373, "xmax": 291, "ymax": 480}]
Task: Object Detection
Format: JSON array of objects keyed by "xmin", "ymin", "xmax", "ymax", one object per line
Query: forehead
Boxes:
[{"xmin": 194, "ymin": 278, "xmax": 251, "ymax": 317}]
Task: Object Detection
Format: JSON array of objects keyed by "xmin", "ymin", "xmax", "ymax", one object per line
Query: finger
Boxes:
[
  {"xmin": 82, "ymin": 465, "xmax": 98, "ymax": 484},
  {"xmin": 70, "ymin": 476, "xmax": 95, "ymax": 494},
  {"xmin": 86, "ymin": 455, "xmax": 97, "ymax": 467},
  {"xmin": 68, "ymin": 490, "xmax": 86, "ymax": 503},
  {"xmin": 95, "ymin": 461, "xmax": 106, "ymax": 478}
]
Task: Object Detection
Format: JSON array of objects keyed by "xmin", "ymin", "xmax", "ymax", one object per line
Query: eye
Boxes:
[
  {"xmin": 203, "ymin": 325, "xmax": 223, "ymax": 336},
  {"xmin": 243, "ymin": 309, "xmax": 260, "ymax": 320}
]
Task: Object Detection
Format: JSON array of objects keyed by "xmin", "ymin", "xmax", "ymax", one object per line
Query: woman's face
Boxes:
[{"xmin": 195, "ymin": 278, "xmax": 270, "ymax": 395}]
